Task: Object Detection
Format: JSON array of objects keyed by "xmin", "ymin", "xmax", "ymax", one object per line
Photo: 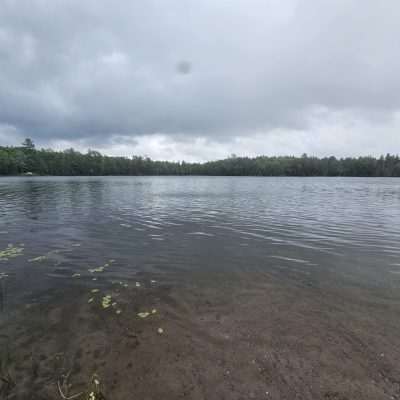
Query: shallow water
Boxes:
[
  {"xmin": 1, "ymin": 176, "xmax": 400, "ymax": 399},
  {"xmin": 1, "ymin": 176, "xmax": 400, "ymax": 293}
]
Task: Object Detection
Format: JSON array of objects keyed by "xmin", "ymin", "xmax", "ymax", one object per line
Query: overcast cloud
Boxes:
[{"xmin": 0, "ymin": 0, "xmax": 399, "ymax": 161}]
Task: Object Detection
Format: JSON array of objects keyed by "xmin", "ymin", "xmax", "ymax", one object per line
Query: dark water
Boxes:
[{"xmin": 1, "ymin": 176, "xmax": 400, "ymax": 307}]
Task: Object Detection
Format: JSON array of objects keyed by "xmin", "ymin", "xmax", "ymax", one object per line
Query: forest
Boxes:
[{"xmin": 1, "ymin": 139, "xmax": 400, "ymax": 177}]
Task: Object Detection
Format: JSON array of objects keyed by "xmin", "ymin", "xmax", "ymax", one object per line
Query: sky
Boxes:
[{"xmin": 1, "ymin": 0, "xmax": 399, "ymax": 161}]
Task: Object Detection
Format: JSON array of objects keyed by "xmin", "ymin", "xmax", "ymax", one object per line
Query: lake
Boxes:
[{"xmin": 1, "ymin": 176, "xmax": 400, "ymax": 399}]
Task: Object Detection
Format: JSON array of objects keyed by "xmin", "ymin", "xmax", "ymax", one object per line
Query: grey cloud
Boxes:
[{"xmin": 1, "ymin": 0, "xmax": 400, "ymax": 150}]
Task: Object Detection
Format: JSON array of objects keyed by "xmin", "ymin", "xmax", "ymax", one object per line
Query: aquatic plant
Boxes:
[
  {"xmin": 0, "ymin": 244, "xmax": 24, "ymax": 261},
  {"xmin": 88, "ymin": 261, "xmax": 111, "ymax": 273},
  {"xmin": 88, "ymin": 266, "xmax": 105, "ymax": 273},
  {"xmin": 138, "ymin": 308, "xmax": 158, "ymax": 319},
  {"xmin": 101, "ymin": 295, "xmax": 112, "ymax": 309},
  {"xmin": 111, "ymin": 280, "xmax": 128, "ymax": 287}
]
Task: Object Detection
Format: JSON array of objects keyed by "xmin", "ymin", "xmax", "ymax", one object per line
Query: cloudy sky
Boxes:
[{"xmin": 1, "ymin": 0, "xmax": 399, "ymax": 161}]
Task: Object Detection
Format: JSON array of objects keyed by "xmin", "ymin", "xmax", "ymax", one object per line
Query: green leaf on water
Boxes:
[
  {"xmin": 88, "ymin": 266, "xmax": 105, "ymax": 273},
  {"xmin": 0, "ymin": 244, "xmax": 24, "ymax": 261},
  {"xmin": 101, "ymin": 295, "xmax": 112, "ymax": 309}
]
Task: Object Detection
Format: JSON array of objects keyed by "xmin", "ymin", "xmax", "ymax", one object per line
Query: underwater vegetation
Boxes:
[
  {"xmin": 88, "ymin": 260, "xmax": 115, "ymax": 274},
  {"xmin": 101, "ymin": 295, "xmax": 112, "ymax": 309},
  {"xmin": 137, "ymin": 309, "xmax": 157, "ymax": 319},
  {"xmin": 0, "ymin": 241, "xmax": 163, "ymax": 398}
]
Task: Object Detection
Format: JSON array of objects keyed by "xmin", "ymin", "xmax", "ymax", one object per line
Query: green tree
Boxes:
[{"xmin": 21, "ymin": 138, "xmax": 35, "ymax": 149}]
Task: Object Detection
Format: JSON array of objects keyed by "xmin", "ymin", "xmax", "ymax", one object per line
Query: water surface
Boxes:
[
  {"xmin": 1, "ymin": 176, "xmax": 400, "ymax": 399},
  {"xmin": 1, "ymin": 176, "xmax": 399, "ymax": 293}
]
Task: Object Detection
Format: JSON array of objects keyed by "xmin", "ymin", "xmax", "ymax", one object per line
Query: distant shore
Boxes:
[
  {"xmin": 1, "ymin": 174, "xmax": 399, "ymax": 178},
  {"xmin": 1, "ymin": 143, "xmax": 400, "ymax": 177}
]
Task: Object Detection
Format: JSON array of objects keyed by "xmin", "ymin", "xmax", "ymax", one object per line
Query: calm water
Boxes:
[{"xmin": 1, "ymin": 176, "xmax": 400, "ymax": 307}]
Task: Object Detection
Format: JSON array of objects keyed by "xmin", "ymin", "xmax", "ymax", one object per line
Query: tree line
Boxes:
[{"xmin": 0, "ymin": 139, "xmax": 399, "ymax": 177}]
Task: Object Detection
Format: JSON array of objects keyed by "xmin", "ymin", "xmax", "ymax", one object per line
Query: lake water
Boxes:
[{"xmin": 1, "ymin": 176, "xmax": 400, "ymax": 399}]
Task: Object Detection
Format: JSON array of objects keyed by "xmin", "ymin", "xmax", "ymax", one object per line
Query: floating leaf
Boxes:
[
  {"xmin": 0, "ymin": 244, "xmax": 24, "ymax": 261},
  {"xmin": 88, "ymin": 298, "xmax": 94, "ymax": 303},
  {"xmin": 137, "ymin": 312, "xmax": 150, "ymax": 318},
  {"xmin": 91, "ymin": 289, "xmax": 100, "ymax": 293},
  {"xmin": 157, "ymin": 328, "xmax": 164, "ymax": 334},
  {"xmin": 101, "ymin": 295, "xmax": 112, "ymax": 309},
  {"xmin": 72, "ymin": 273, "xmax": 81, "ymax": 278},
  {"xmin": 151, "ymin": 309, "xmax": 157, "ymax": 314},
  {"xmin": 116, "ymin": 309, "xmax": 122, "ymax": 315},
  {"xmin": 88, "ymin": 266, "xmax": 105, "ymax": 273},
  {"xmin": 28, "ymin": 255, "xmax": 47, "ymax": 262},
  {"xmin": 135, "ymin": 282, "xmax": 141, "ymax": 287}
]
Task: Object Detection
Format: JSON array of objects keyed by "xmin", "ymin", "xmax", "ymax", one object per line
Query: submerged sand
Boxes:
[{"xmin": 1, "ymin": 267, "xmax": 400, "ymax": 400}]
